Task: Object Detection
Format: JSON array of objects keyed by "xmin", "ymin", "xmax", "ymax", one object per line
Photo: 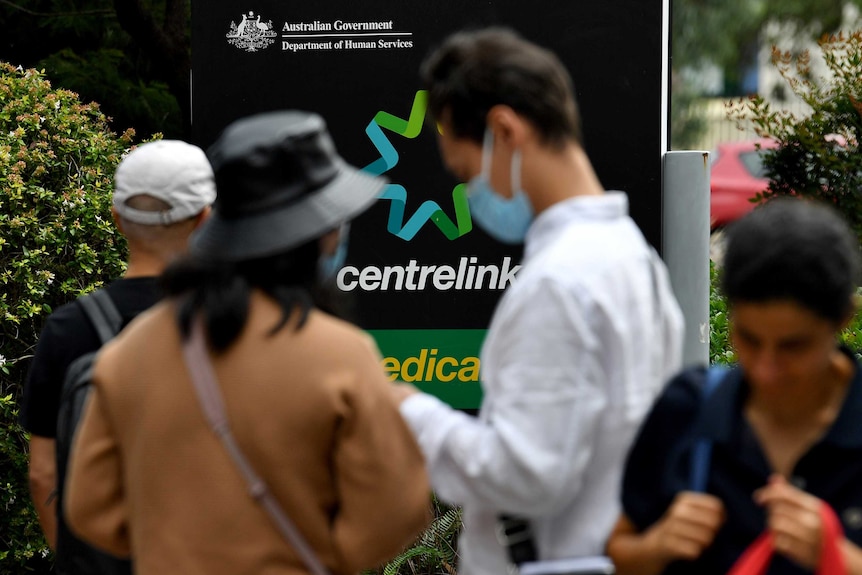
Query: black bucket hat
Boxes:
[{"xmin": 190, "ymin": 110, "xmax": 386, "ymax": 261}]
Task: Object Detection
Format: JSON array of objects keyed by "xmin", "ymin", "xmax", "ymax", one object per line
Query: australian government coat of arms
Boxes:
[{"xmin": 226, "ymin": 11, "xmax": 277, "ymax": 52}]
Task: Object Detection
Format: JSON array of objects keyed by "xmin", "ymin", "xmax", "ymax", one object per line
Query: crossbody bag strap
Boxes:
[
  {"xmin": 181, "ymin": 317, "xmax": 330, "ymax": 575},
  {"xmin": 689, "ymin": 365, "xmax": 729, "ymax": 493}
]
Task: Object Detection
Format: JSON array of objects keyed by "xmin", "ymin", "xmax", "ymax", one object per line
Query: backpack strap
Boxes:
[
  {"xmin": 689, "ymin": 365, "xmax": 729, "ymax": 493},
  {"xmin": 77, "ymin": 289, "xmax": 123, "ymax": 344}
]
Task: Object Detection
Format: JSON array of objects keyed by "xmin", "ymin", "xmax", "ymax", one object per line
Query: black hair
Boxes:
[
  {"xmin": 721, "ymin": 198, "xmax": 861, "ymax": 323},
  {"xmin": 161, "ymin": 239, "xmax": 348, "ymax": 353},
  {"xmin": 420, "ymin": 27, "xmax": 582, "ymax": 148}
]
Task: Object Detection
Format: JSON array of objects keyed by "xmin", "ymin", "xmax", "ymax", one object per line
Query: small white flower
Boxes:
[
  {"xmin": 0, "ymin": 354, "xmax": 6, "ymax": 367},
  {"xmin": 54, "ymin": 101, "xmax": 60, "ymax": 110},
  {"xmin": 16, "ymin": 65, "xmax": 23, "ymax": 72}
]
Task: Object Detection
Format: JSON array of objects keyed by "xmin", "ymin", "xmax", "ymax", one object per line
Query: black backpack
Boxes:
[{"xmin": 55, "ymin": 289, "xmax": 132, "ymax": 575}]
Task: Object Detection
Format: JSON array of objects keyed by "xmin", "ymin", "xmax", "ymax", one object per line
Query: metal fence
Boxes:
[{"xmin": 681, "ymin": 97, "xmax": 812, "ymax": 153}]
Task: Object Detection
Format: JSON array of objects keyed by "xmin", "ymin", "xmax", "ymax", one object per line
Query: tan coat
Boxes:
[{"xmin": 65, "ymin": 293, "xmax": 430, "ymax": 575}]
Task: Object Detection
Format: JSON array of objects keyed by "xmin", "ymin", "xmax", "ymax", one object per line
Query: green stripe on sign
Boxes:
[{"xmin": 368, "ymin": 329, "xmax": 486, "ymax": 409}]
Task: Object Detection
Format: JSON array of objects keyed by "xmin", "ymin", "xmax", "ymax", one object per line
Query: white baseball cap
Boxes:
[{"xmin": 113, "ymin": 140, "xmax": 216, "ymax": 225}]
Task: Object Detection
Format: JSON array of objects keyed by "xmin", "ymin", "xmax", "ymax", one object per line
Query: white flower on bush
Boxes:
[{"xmin": 0, "ymin": 355, "xmax": 6, "ymax": 368}]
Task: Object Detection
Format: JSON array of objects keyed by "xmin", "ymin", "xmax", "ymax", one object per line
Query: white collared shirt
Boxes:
[{"xmin": 400, "ymin": 192, "xmax": 684, "ymax": 575}]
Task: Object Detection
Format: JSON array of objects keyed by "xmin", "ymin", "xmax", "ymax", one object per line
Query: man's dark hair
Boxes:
[
  {"xmin": 161, "ymin": 239, "xmax": 348, "ymax": 353},
  {"xmin": 721, "ymin": 198, "xmax": 861, "ymax": 323},
  {"xmin": 420, "ymin": 27, "xmax": 581, "ymax": 148}
]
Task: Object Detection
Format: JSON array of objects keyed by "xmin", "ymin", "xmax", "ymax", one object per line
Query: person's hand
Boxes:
[
  {"xmin": 643, "ymin": 491, "xmax": 726, "ymax": 563},
  {"xmin": 390, "ymin": 381, "xmax": 420, "ymax": 404},
  {"xmin": 754, "ymin": 474, "xmax": 825, "ymax": 570}
]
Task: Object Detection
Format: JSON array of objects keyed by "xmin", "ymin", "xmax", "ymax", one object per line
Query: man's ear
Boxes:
[
  {"xmin": 485, "ymin": 104, "xmax": 528, "ymax": 149},
  {"xmin": 318, "ymin": 227, "xmax": 341, "ymax": 256},
  {"xmin": 110, "ymin": 206, "xmax": 124, "ymax": 233},
  {"xmin": 192, "ymin": 205, "xmax": 212, "ymax": 229}
]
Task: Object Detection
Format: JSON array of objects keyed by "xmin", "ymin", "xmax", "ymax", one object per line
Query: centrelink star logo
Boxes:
[
  {"xmin": 226, "ymin": 11, "xmax": 277, "ymax": 52},
  {"xmin": 361, "ymin": 91, "xmax": 472, "ymax": 241}
]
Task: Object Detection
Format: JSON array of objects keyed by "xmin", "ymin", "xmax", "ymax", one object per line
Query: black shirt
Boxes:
[
  {"xmin": 622, "ymin": 353, "xmax": 862, "ymax": 575},
  {"xmin": 20, "ymin": 277, "xmax": 162, "ymax": 437}
]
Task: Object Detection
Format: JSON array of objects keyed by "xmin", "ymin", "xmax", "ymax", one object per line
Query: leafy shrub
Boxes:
[
  {"xmin": 373, "ymin": 496, "xmax": 461, "ymax": 575},
  {"xmin": 840, "ymin": 297, "xmax": 862, "ymax": 358},
  {"xmin": 728, "ymin": 31, "xmax": 862, "ymax": 243},
  {"xmin": 709, "ymin": 262, "xmax": 736, "ymax": 365},
  {"xmin": 0, "ymin": 61, "xmax": 142, "ymax": 574},
  {"xmin": 392, "ymin": 498, "xmax": 460, "ymax": 575},
  {"xmin": 0, "ymin": 393, "xmax": 49, "ymax": 571}
]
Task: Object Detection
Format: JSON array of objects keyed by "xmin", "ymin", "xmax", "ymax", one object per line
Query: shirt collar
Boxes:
[
  {"xmin": 698, "ymin": 349, "xmax": 862, "ymax": 448},
  {"xmin": 524, "ymin": 191, "xmax": 628, "ymax": 261}
]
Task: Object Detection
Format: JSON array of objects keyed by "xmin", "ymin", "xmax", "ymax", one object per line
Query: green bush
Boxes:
[
  {"xmin": 374, "ymin": 496, "xmax": 461, "ymax": 575},
  {"xmin": 0, "ymin": 61, "xmax": 142, "ymax": 574},
  {"xmin": 709, "ymin": 262, "xmax": 736, "ymax": 365},
  {"xmin": 728, "ymin": 31, "xmax": 862, "ymax": 243},
  {"xmin": 840, "ymin": 298, "xmax": 862, "ymax": 358},
  {"xmin": 0, "ymin": 393, "xmax": 48, "ymax": 571}
]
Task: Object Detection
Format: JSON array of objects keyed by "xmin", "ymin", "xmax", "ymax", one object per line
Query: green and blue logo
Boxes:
[{"xmin": 361, "ymin": 90, "xmax": 473, "ymax": 241}]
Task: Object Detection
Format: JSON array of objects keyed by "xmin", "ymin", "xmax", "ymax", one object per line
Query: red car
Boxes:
[{"xmin": 710, "ymin": 139, "xmax": 776, "ymax": 228}]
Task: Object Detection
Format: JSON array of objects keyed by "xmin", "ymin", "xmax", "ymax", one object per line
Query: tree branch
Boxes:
[
  {"xmin": 112, "ymin": 0, "xmax": 191, "ymax": 136},
  {"xmin": 0, "ymin": 0, "xmax": 112, "ymax": 17}
]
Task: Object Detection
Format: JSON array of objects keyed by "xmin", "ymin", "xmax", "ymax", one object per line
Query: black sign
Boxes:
[{"xmin": 191, "ymin": 0, "xmax": 665, "ymax": 407}]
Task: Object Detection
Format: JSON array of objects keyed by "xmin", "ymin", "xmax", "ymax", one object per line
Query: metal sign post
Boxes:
[{"xmin": 662, "ymin": 151, "xmax": 711, "ymax": 367}]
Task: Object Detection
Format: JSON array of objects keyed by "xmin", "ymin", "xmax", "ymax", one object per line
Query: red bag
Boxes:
[{"xmin": 727, "ymin": 502, "xmax": 846, "ymax": 575}]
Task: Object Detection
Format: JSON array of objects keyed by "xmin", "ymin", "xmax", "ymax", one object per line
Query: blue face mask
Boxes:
[
  {"xmin": 466, "ymin": 129, "xmax": 534, "ymax": 244},
  {"xmin": 318, "ymin": 223, "xmax": 350, "ymax": 282}
]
